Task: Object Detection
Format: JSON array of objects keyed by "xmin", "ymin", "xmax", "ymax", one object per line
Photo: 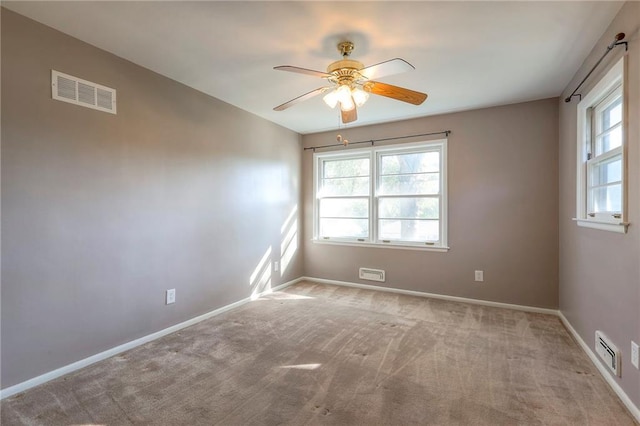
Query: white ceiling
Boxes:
[{"xmin": 3, "ymin": 1, "xmax": 623, "ymax": 134}]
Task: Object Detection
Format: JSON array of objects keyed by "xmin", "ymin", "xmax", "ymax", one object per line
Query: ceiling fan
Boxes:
[{"xmin": 273, "ymin": 41, "xmax": 428, "ymax": 124}]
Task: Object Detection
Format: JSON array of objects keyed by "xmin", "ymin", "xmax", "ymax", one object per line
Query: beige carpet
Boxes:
[{"xmin": 2, "ymin": 281, "xmax": 637, "ymax": 425}]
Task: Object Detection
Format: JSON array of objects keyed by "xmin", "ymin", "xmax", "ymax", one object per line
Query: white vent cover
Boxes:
[
  {"xmin": 51, "ymin": 70, "xmax": 116, "ymax": 114},
  {"xmin": 595, "ymin": 331, "xmax": 621, "ymax": 377},
  {"xmin": 359, "ymin": 268, "xmax": 385, "ymax": 282}
]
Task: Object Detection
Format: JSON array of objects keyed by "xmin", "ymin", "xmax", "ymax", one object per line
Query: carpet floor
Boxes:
[{"xmin": 1, "ymin": 281, "xmax": 637, "ymax": 425}]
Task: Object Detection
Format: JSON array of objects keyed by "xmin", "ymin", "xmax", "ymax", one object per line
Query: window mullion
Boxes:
[
  {"xmin": 594, "ymin": 121, "xmax": 622, "ymax": 139},
  {"xmin": 371, "ymin": 150, "xmax": 377, "ymax": 243},
  {"xmin": 589, "ymin": 181, "xmax": 623, "ymax": 190},
  {"xmin": 376, "ymin": 194, "xmax": 439, "ymax": 199},
  {"xmin": 318, "ymin": 195, "xmax": 373, "ymax": 200},
  {"xmin": 588, "ymin": 145, "xmax": 623, "ymax": 163}
]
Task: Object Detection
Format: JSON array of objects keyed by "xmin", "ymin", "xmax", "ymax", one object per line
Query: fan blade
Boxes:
[
  {"xmin": 359, "ymin": 58, "xmax": 415, "ymax": 80},
  {"xmin": 274, "ymin": 65, "xmax": 332, "ymax": 79},
  {"xmin": 273, "ymin": 87, "xmax": 330, "ymax": 111},
  {"xmin": 363, "ymin": 81, "xmax": 427, "ymax": 105},
  {"xmin": 341, "ymin": 107, "xmax": 357, "ymax": 124}
]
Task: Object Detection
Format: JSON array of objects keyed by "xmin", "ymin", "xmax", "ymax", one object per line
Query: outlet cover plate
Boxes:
[
  {"xmin": 166, "ymin": 289, "xmax": 176, "ymax": 305},
  {"xmin": 632, "ymin": 341, "xmax": 639, "ymax": 369},
  {"xmin": 474, "ymin": 270, "xmax": 484, "ymax": 282}
]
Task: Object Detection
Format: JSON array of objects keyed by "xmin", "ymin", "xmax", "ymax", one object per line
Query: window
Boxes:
[
  {"xmin": 576, "ymin": 57, "xmax": 627, "ymax": 233},
  {"xmin": 588, "ymin": 87, "xmax": 622, "ymax": 217},
  {"xmin": 314, "ymin": 139, "xmax": 447, "ymax": 250}
]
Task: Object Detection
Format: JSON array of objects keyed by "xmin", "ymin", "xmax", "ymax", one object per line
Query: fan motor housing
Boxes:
[
  {"xmin": 327, "ymin": 59, "xmax": 364, "ymax": 74},
  {"xmin": 327, "ymin": 59, "xmax": 364, "ymax": 86}
]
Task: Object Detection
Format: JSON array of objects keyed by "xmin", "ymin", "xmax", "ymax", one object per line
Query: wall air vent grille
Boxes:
[
  {"xmin": 78, "ymin": 82, "xmax": 96, "ymax": 105},
  {"xmin": 359, "ymin": 268, "xmax": 385, "ymax": 282},
  {"xmin": 595, "ymin": 331, "xmax": 621, "ymax": 377},
  {"xmin": 51, "ymin": 70, "xmax": 116, "ymax": 114},
  {"xmin": 56, "ymin": 74, "xmax": 76, "ymax": 100},
  {"xmin": 96, "ymin": 88, "xmax": 113, "ymax": 109}
]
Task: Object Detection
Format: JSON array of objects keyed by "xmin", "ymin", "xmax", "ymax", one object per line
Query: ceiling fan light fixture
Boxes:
[
  {"xmin": 340, "ymin": 98, "xmax": 355, "ymax": 112},
  {"xmin": 352, "ymin": 87, "xmax": 369, "ymax": 107},
  {"xmin": 335, "ymin": 85, "xmax": 351, "ymax": 102},
  {"xmin": 322, "ymin": 90, "xmax": 339, "ymax": 108},
  {"xmin": 334, "ymin": 85, "xmax": 353, "ymax": 111}
]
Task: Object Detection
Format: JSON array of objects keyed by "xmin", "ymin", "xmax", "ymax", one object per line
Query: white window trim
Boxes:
[
  {"xmin": 575, "ymin": 56, "xmax": 629, "ymax": 233},
  {"xmin": 313, "ymin": 139, "xmax": 449, "ymax": 251}
]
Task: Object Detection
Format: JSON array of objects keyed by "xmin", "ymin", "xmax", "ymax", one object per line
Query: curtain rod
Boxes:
[
  {"xmin": 565, "ymin": 32, "xmax": 627, "ymax": 103},
  {"xmin": 303, "ymin": 130, "xmax": 451, "ymax": 151}
]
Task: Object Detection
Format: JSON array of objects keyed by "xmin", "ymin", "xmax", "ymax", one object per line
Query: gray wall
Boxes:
[
  {"xmin": 559, "ymin": 1, "xmax": 640, "ymax": 408},
  {"xmin": 302, "ymin": 99, "xmax": 559, "ymax": 309},
  {"xmin": 1, "ymin": 9, "xmax": 303, "ymax": 389}
]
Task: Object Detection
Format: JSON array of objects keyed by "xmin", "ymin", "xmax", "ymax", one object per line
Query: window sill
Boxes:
[
  {"xmin": 312, "ymin": 239, "xmax": 450, "ymax": 252},
  {"xmin": 573, "ymin": 218, "xmax": 629, "ymax": 234}
]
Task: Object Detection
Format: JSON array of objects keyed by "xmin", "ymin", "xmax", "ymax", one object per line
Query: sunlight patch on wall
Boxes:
[
  {"xmin": 249, "ymin": 246, "xmax": 272, "ymax": 300},
  {"xmin": 281, "ymin": 204, "xmax": 298, "ymax": 234},
  {"xmin": 280, "ymin": 205, "xmax": 298, "ymax": 277}
]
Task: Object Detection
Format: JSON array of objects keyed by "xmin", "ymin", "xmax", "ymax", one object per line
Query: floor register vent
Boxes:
[
  {"xmin": 595, "ymin": 331, "xmax": 621, "ymax": 377},
  {"xmin": 51, "ymin": 70, "xmax": 117, "ymax": 114},
  {"xmin": 359, "ymin": 268, "xmax": 385, "ymax": 282}
]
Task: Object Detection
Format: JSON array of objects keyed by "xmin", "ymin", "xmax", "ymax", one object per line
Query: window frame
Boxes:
[
  {"xmin": 575, "ymin": 56, "xmax": 628, "ymax": 233},
  {"xmin": 315, "ymin": 150, "xmax": 373, "ymax": 242},
  {"xmin": 313, "ymin": 139, "xmax": 448, "ymax": 251}
]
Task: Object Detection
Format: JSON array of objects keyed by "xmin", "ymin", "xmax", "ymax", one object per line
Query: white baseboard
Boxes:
[
  {"xmin": 4, "ymin": 276, "xmax": 638, "ymax": 424},
  {"xmin": 300, "ymin": 276, "xmax": 559, "ymax": 315},
  {"xmin": 558, "ymin": 312, "xmax": 640, "ymax": 423},
  {"xmin": 0, "ymin": 277, "xmax": 303, "ymax": 400}
]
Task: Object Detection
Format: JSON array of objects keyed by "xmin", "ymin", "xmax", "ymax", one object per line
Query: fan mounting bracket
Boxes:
[{"xmin": 338, "ymin": 41, "xmax": 354, "ymax": 57}]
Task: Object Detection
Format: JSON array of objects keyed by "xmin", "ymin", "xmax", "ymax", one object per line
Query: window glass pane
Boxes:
[
  {"xmin": 320, "ymin": 218, "xmax": 368, "ymax": 238},
  {"xmin": 590, "ymin": 156, "xmax": 622, "ymax": 187},
  {"xmin": 379, "ymin": 173, "xmax": 439, "ymax": 195},
  {"xmin": 602, "ymin": 97, "xmax": 622, "ymax": 130},
  {"xmin": 380, "ymin": 151, "xmax": 439, "ymax": 175},
  {"xmin": 323, "ymin": 158, "xmax": 369, "ymax": 178},
  {"xmin": 596, "ymin": 126, "xmax": 622, "ymax": 155},
  {"xmin": 379, "ymin": 197, "xmax": 439, "ymax": 219},
  {"xmin": 319, "ymin": 198, "xmax": 368, "ymax": 218},
  {"xmin": 590, "ymin": 184, "xmax": 622, "ymax": 213},
  {"xmin": 320, "ymin": 176, "xmax": 369, "ymax": 197},
  {"xmin": 379, "ymin": 219, "xmax": 439, "ymax": 242}
]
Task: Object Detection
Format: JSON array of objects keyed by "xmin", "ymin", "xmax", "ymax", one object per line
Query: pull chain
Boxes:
[{"xmin": 335, "ymin": 109, "xmax": 349, "ymax": 147}]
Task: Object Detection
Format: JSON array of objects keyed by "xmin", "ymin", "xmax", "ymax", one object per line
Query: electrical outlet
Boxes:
[
  {"xmin": 166, "ymin": 289, "xmax": 176, "ymax": 305},
  {"xmin": 274, "ymin": 261, "xmax": 279, "ymax": 272},
  {"xmin": 474, "ymin": 270, "xmax": 484, "ymax": 282},
  {"xmin": 632, "ymin": 341, "xmax": 639, "ymax": 369}
]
